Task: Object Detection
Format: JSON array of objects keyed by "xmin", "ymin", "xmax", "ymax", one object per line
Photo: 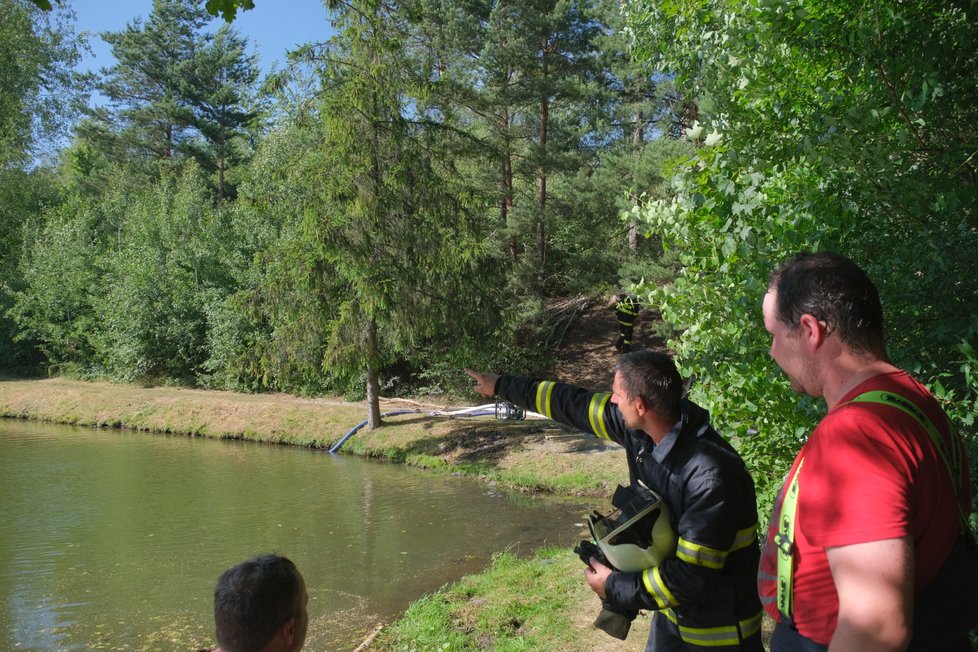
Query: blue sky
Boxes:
[{"xmin": 71, "ymin": 0, "xmax": 335, "ymax": 78}]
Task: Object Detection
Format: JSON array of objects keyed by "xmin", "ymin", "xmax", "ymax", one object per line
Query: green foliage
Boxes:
[
  {"xmin": 94, "ymin": 170, "xmax": 217, "ymax": 382},
  {"xmin": 27, "ymin": 0, "xmax": 255, "ymax": 23},
  {"xmin": 403, "ymin": 0, "xmax": 660, "ymax": 301},
  {"xmin": 284, "ymin": 0, "xmax": 528, "ymax": 413},
  {"xmin": 0, "ymin": 167, "xmax": 61, "ymax": 371},
  {"xmin": 929, "ymin": 341, "xmax": 978, "ymax": 524},
  {"xmin": 623, "ymin": 0, "xmax": 978, "ymax": 501},
  {"xmin": 82, "ymin": 0, "xmax": 261, "ymax": 196},
  {"xmin": 9, "ymin": 191, "xmax": 103, "ymax": 372},
  {"xmin": 11, "ymin": 163, "xmax": 237, "ymax": 384},
  {"xmin": 0, "ymin": 0, "xmax": 89, "ymax": 165},
  {"xmin": 203, "ymin": 0, "xmax": 254, "ymax": 21},
  {"xmin": 196, "ymin": 121, "xmax": 330, "ymax": 393},
  {"xmin": 178, "ymin": 24, "xmax": 263, "ymax": 200}
]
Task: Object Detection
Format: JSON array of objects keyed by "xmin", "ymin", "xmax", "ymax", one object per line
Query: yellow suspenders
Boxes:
[
  {"xmin": 775, "ymin": 459, "xmax": 804, "ymax": 620},
  {"xmin": 775, "ymin": 390, "xmax": 965, "ymax": 620},
  {"xmin": 849, "ymin": 390, "xmax": 968, "ymax": 529}
]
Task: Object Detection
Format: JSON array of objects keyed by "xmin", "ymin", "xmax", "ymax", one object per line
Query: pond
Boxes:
[{"xmin": 0, "ymin": 419, "xmax": 590, "ymax": 651}]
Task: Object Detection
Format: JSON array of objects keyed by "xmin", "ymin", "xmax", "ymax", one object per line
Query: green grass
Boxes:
[
  {"xmin": 376, "ymin": 550, "xmax": 579, "ymax": 652},
  {"xmin": 373, "ymin": 549, "xmax": 649, "ymax": 652}
]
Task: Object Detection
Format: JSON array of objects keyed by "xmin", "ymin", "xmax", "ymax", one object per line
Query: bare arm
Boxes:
[
  {"xmin": 463, "ymin": 368, "xmax": 499, "ymax": 398},
  {"xmin": 826, "ymin": 536, "xmax": 913, "ymax": 652}
]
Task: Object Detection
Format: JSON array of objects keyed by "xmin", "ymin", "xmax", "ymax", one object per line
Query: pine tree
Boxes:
[
  {"xmin": 404, "ymin": 0, "xmax": 629, "ymax": 295},
  {"xmin": 83, "ymin": 0, "xmax": 260, "ymax": 192},
  {"xmin": 179, "ymin": 25, "xmax": 262, "ymax": 201},
  {"xmin": 303, "ymin": 0, "xmax": 487, "ymax": 427},
  {"xmin": 94, "ymin": 0, "xmax": 211, "ymax": 171}
]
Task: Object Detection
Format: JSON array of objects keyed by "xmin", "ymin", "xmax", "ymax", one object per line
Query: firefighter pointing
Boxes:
[{"xmin": 465, "ymin": 351, "xmax": 764, "ymax": 651}]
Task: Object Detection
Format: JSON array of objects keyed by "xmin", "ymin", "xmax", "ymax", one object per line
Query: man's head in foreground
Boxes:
[{"xmin": 213, "ymin": 554, "xmax": 308, "ymax": 652}]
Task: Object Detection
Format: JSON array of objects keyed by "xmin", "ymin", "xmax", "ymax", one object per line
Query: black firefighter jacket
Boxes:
[{"xmin": 495, "ymin": 374, "xmax": 764, "ymax": 648}]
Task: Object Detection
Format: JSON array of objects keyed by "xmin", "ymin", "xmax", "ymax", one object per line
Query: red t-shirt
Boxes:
[{"xmin": 758, "ymin": 371, "xmax": 971, "ymax": 644}]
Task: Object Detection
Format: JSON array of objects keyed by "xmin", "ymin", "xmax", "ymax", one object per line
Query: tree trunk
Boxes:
[
  {"xmin": 499, "ymin": 109, "xmax": 517, "ymax": 262},
  {"xmin": 537, "ymin": 42, "xmax": 550, "ymax": 271},
  {"xmin": 538, "ymin": 96, "xmax": 548, "ymax": 269},
  {"xmin": 218, "ymin": 159, "xmax": 226, "ymax": 203},
  {"xmin": 366, "ymin": 317, "xmax": 382, "ymax": 430},
  {"xmin": 629, "ymin": 111, "xmax": 644, "ymax": 252},
  {"xmin": 680, "ymin": 101, "xmax": 699, "ymax": 140}
]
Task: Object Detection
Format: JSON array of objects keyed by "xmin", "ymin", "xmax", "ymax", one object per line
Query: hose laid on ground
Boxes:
[
  {"xmin": 328, "ymin": 410, "xmax": 419, "ymax": 454},
  {"xmin": 327, "ymin": 402, "xmax": 546, "ymax": 454}
]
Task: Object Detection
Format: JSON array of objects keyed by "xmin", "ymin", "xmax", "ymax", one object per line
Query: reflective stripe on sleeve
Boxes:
[
  {"xmin": 588, "ymin": 393, "xmax": 612, "ymax": 440},
  {"xmin": 730, "ymin": 525, "xmax": 758, "ymax": 552},
  {"xmin": 642, "ymin": 566, "xmax": 679, "ymax": 609},
  {"xmin": 676, "ymin": 538, "xmax": 726, "ymax": 569},
  {"xmin": 534, "ymin": 381, "xmax": 555, "ymax": 419},
  {"xmin": 676, "ymin": 524, "xmax": 757, "ymax": 569}
]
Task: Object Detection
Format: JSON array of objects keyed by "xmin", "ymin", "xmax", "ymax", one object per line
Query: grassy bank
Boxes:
[
  {"xmin": 0, "ymin": 377, "xmax": 628, "ymax": 496},
  {"xmin": 372, "ymin": 549, "xmax": 648, "ymax": 652}
]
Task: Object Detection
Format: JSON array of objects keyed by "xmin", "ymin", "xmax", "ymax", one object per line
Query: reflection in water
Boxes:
[{"xmin": 0, "ymin": 419, "xmax": 588, "ymax": 651}]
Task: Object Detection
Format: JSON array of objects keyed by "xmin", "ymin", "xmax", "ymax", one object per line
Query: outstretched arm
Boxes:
[{"xmin": 464, "ymin": 368, "xmax": 500, "ymax": 398}]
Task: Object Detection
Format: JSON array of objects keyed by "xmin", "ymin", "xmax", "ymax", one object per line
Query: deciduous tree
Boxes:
[{"xmin": 624, "ymin": 0, "xmax": 978, "ymax": 508}]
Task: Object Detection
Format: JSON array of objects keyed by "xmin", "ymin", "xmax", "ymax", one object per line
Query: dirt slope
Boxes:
[{"xmin": 549, "ymin": 295, "xmax": 665, "ymax": 391}]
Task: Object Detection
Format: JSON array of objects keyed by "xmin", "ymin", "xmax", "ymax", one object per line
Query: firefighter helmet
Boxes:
[{"xmin": 587, "ymin": 484, "xmax": 676, "ymax": 572}]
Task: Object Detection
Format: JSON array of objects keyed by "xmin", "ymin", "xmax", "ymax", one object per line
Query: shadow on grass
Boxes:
[{"xmin": 392, "ymin": 417, "xmax": 615, "ymax": 469}]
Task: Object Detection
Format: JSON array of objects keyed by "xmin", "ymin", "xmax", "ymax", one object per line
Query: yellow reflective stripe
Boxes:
[
  {"xmin": 616, "ymin": 303, "xmax": 639, "ymax": 316},
  {"xmin": 588, "ymin": 393, "xmax": 612, "ymax": 440},
  {"xmin": 676, "ymin": 538, "xmax": 726, "ymax": 569},
  {"xmin": 676, "ymin": 525, "xmax": 757, "ymax": 570},
  {"xmin": 534, "ymin": 381, "xmax": 554, "ymax": 419},
  {"xmin": 663, "ymin": 608, "xmax": 763, "ymax": 646},
  {"xmin": 642, "ymin": 567, "xmax": 679, "ymax": 609},
  {"xmin": 676, "ymin": 623, "xmax": 739, "ymax": 647},
  {"xmin": 731, "ymin": 525, "xmax": 758, "ymax": 551},
  {"xmin": 739, "ymin": 610, "xmax": 763, "ymax": 639},
  {"xmin": 678, "ymin": 626, "xmax": 739, "ymax": 647}
]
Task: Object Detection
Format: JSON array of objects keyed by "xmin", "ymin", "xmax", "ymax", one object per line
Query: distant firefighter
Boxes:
[{"xmin": 610, "ymin": 293, "xmax": 641, "ymax": 353}]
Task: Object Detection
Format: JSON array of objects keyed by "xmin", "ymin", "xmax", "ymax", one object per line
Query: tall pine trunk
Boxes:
[
  {"xmin": 628, "ymin": 111, "xmax": 644, "ymax": 252},
  {"xmin": 366, "ymin": 317, "xmax": 382, "ymax": 430},
  {"xmin": 536, "ymin": 43, "xmax": 550, "ymax": 271}
]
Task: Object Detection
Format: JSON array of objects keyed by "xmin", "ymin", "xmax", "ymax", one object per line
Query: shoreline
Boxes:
[{"xmin": 0, "ymin": 376, "xmax": 628, "ymax": 496}]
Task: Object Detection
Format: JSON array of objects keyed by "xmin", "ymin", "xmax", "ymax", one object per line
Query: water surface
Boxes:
[{"xmin": 0, "ymin": 419, "xmax": 588, "ymax": 651}]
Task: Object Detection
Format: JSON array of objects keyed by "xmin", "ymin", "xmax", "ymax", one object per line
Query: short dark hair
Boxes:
[
  {"xmin": 769, "ymin": 251, "xmax": 885, "ymax": 355},
  {"xmin": 614, "ymin": 350, "xmax": 683, "ymax": 418},
  {"xmin": 214, "ymin": 554, "xmax": 303, "ymax": 652}
]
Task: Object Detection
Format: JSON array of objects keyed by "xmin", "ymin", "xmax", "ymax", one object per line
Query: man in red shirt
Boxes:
[{"xmin": 758, "ymin": 252, "xmax": 973, "ymax": 651}]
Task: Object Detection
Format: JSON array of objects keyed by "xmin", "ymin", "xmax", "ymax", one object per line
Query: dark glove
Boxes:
[
  {"xmin": 594, "ymin": 602, "xmax": 638, "ymax": 640},
  {"xmin": 574, "ymin": 539, "xmax": 606, "ymax": 569}
]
